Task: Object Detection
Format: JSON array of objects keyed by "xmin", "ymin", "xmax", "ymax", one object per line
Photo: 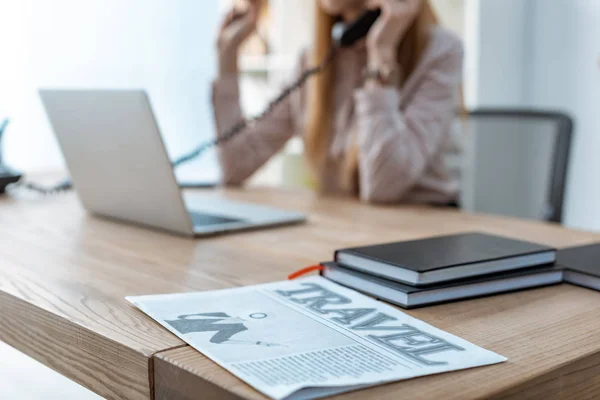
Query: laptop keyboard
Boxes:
[{"xmin": 189, "ymin": 211, "xmax": 244, "ymax": 227}]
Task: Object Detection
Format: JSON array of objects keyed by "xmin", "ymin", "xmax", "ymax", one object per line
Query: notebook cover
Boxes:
[
  {"xmin": 321, "ymin": 261, "xmax": 563, "ymax": 294},
  {"xmin": 557, "ymin": 243, "xmax": 600, "ymax": 276},
  {"xmin": 335, "ymin": 232, "xmax": 555, "ymax": 273}
]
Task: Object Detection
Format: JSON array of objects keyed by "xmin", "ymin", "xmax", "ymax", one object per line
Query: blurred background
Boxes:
[
  {"xmin": 0, "ymin": 1, "xmax": 598, "ymax": 397},
  {"xmin": 0, "ymin": 0, "xmax": 598, "ymax": 230}
]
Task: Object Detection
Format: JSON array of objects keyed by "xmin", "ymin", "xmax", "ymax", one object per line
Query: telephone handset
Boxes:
[
  {"xmin": 171, "ymin": 8, "xmax": 381, "ymax": 168},
  {"xmin": 338, "ymin": 8, "xmax": 381, "ymax": 48},
  {"xmin": 7, "ymin": 9, "xmax": 381, "ymax": 195}
]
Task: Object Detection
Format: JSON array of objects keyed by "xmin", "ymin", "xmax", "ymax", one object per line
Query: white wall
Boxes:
[
  {"xmin": 529, "ymin": 0, "xmax": 600, "ymax": 231},
  {"xmin": 466, "ymin": 0, "xmax": 533, "ymax": 106},
  {"xmin": 0, "ymin": 0, "xmax": 221, "ymax": 180},
  {"xmin": 466, "ymin": 0, "xmax": 600, "ymax": 231}
]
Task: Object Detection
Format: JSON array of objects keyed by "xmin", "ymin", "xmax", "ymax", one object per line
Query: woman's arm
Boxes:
[
  {"xmin": 354, "ymin": 41, "xmax": 463, "ymax": 203},
  {"xmin": 212, "ymin": 72, "xmax": 298, "ymax": 185},
  {"xmin": 213, "ymin": 0, "xmax": 297, "ymax": 185}
]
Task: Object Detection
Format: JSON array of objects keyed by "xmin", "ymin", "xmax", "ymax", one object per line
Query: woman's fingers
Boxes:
[
  {"xmin": 220, "ymin": 10, "xmax": 236, "ymax": 30},
  {"xmin": 365, "ymin": 0, "xmax": 423, "ymax": 62},
  {"xmin": 365, "ymin": 0, "xmax": 383, "ymax": 9},
  {"xmin": 248, "ymin": 0, "xmax": 265, "ymax": 11},
  {"xmin": 366, "ymin": 0, "xmax": 421, "ymax": 18},
  {"xmin": 217, "ymin": 0, "xmax": 262, "ymax": 53}
]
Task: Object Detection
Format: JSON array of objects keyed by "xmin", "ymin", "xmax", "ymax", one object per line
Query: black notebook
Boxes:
[
  {"xmin": 558, "ymin": 243, "xmax": 600, "ymax": 291},
  {"xmin": 321, "ymin": 262, "xmax": 564, "ymax": 309},
  {"xmin": 335, "ymin": 232, "xmax": 556, "ymax": 286}
]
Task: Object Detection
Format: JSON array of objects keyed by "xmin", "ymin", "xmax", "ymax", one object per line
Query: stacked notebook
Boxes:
[
  {"xmin": 321, "ymin": 232, "xmax": 561, "ymax": 308},
  {"xmin": 558, "ymin": 243, "xmax": 600, "ymax": 291}
]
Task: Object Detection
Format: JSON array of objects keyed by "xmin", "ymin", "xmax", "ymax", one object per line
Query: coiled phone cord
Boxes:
[
  {"xmin": 16, "ymin": 179, "xmax": 73, "ymax": 195},
  {"xmin": 18, "ymin": 45, "xmax": 338, "ymax": 195},
  {"xmin": 171, "ymin": 45, "xmax": 338, "ymax": 168}
]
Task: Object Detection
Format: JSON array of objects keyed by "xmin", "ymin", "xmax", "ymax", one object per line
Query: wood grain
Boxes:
[
  {"xmin": 0, "ymin": 289, "xmax": 152, "ymax": 399},
  {"xmin": 154, "ymin": 348, "xmax": 248, "ymax": 400},
  {"xmin": 1, "ymin": 187, "xmax": 600, "ymax": 399}
]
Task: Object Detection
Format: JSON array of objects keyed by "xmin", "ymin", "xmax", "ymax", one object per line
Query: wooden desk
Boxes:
[{"xmin": 1, "ymin": 188, "xmax": 600, "ymax": 400}]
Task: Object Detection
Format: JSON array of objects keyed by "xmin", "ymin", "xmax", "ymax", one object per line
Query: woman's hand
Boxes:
[
  {"xmin": 217, "ymin": 0, "xmax": 263, "ymax": 76},
  {"xmin": 365, "ymin": 0, "xmax": 421, "ymax": 69}
]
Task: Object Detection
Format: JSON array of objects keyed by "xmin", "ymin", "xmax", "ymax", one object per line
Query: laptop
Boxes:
[{"xmin": 39, "ymin": 89, "xmax": 305, "ymax": 236}]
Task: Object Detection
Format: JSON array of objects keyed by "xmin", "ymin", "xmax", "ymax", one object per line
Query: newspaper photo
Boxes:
[{"xmin": 127, "ymin": 276, "xmax": 506, "ymax": 399}]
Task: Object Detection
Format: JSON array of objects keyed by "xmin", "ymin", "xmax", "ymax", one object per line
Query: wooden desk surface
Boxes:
[{"xmin": 1, "ymin": 188, "xmax": 600, "ymax": 400}]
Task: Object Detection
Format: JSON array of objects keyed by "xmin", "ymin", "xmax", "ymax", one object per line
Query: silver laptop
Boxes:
[{"xmin": 39, "ymin": 89, "xmax": 305, "ymax": 236}]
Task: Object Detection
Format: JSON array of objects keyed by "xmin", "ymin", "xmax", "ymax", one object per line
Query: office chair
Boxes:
[{"xmin": 458, "ymin": 109, "xmax": 573, "ymax": 223}]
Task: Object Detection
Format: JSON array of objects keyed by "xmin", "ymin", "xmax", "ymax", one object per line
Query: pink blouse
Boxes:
[{"xmin": 212, "ymin": 26, "xmax": 464, "ymax": 204}]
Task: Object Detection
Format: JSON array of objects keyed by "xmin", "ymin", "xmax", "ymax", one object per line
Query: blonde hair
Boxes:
[{"xmin": 304, "ymin": 1, "xmax": 439, "ymax": 194}]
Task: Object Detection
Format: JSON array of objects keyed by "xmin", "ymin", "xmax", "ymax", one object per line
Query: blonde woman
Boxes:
[{"xmin": 213, "ymin": 0, "xmax": 463, "ymax": 204}]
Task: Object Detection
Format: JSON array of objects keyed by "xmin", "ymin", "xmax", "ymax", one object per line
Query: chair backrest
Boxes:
[{"xmin": 458, "ymin": 109, "xmax": 573, "ymax": 223}]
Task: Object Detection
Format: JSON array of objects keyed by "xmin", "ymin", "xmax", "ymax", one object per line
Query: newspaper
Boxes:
[{"xmin": 127, "ymin": 276, "xmax": 506, "ymax": 399}]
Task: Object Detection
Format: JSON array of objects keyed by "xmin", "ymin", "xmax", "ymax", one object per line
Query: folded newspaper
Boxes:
[{"xmin": 127, "ymin": 276, "xmax": 506, "ymax": 399}]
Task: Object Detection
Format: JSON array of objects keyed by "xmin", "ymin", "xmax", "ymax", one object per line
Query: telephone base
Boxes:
[{"xmin": 0, "ymin": 165, "xmax": 22, "ymax": 194}]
